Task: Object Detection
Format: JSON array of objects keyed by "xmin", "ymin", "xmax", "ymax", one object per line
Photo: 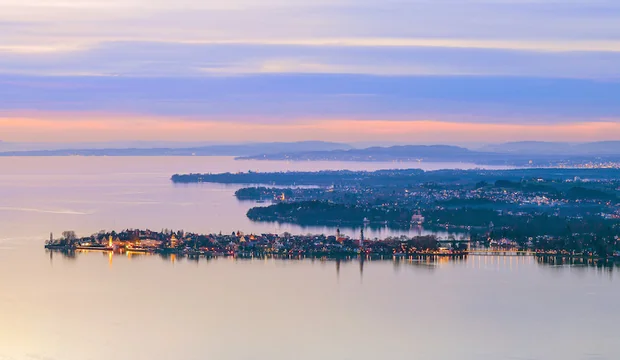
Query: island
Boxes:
[
  {"xmin": 45, "ymin": 225, "xmax": 620, "ymax": 261},
  {"xmin": 45, "ymin": 229, "xmax": 466, "ymax": 258}
]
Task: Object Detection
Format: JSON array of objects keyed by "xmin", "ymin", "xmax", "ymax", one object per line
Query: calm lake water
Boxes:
[
  {"xmin": 0, "ymin": 157, "xmax": 618, "ymax": 360},
  {"xmin": 0, "ymin": 156, "xmax": 502, "ymax": 240}
]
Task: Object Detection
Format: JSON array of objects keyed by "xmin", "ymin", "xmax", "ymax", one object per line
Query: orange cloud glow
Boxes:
[{"xmin": 0, "ymin": 112, "xmax": 618, "ymax": 144}]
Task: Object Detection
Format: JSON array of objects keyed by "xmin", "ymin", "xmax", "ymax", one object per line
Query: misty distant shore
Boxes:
[{"xmin": 1, "ymin": 141, "xmax": 619, "ymax": 167}]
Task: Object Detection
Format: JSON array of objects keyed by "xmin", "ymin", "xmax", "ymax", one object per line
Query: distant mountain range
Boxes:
[
  {"xmin": 0, "ymin": 141, "xmax": 351, "ymax": 157},
  {"xmin": 242, "ymin": 145, "xmax": 478, "ymax": 161},
  {"xmin": 0, "ymin": 140, "xmax": 224, "ymax": 152},
  {"xmin": 238, "ymin": 142, "xmax": 620, "ymax": 166},
  {"xmin": 1, "ymin": 140, "xmax": 619, "ymax": 166}
]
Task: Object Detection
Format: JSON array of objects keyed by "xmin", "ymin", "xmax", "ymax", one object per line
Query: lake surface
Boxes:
[
  {"xmin": 0, "ymin": 156, "xmax": 502, "ymax": 240},
  {"xmin": 1, "ymin": 157, "xmax": 618, "ymax": 360}
]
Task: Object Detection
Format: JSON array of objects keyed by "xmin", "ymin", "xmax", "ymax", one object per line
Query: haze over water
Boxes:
[
  {"xmin": 0, "ymin": 157, "xmax": 618, "ymax": 360},
  {"xmin": 0, "ymin": 156, "xmax": 503, "ymax": 240}
]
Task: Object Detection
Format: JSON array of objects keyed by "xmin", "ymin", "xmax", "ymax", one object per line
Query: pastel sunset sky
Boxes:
[{"xmin": 1, "ymin": 0, "xmax": 620, "ymax": 143}]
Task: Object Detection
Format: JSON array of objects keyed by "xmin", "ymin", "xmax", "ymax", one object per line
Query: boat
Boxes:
[
  {"xmin": 125, "ymin": 246, "xmax": 154, "ymax": 253},
  {"xmin": 75, "ymin": 244, "xmax": 112, "ymax": 251}
]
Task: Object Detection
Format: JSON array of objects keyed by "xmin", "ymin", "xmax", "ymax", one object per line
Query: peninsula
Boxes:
[{"xmin": 171, "ymin": 168, "xmax": 620, "ymax": 258}]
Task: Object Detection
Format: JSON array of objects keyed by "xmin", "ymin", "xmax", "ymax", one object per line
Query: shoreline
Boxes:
[{"xmin": 44, "ymin": 228, "xmax": 620, "ymax": 262}]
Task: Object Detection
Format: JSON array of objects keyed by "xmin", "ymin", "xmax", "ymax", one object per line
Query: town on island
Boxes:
[{"xmin": 44, "ymin": 227, "xmax": 620, "ymax": 262}]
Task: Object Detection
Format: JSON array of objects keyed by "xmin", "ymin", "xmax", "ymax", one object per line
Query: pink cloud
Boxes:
[{"xmin": 1, "ymin": 112, "xmax": 618, "ymax": 143}]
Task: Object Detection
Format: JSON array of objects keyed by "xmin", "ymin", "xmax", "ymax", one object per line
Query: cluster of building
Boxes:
[
  {"xmin": 254, "ymin": 178, "xmax": 620, "ymax": 223},
  {"xmin": 45, "ymin": 229, "xmax": 467, "ymax": 257},
  {"xmin": 267, "ymin": 182, "xmax": 617, "ymax": 209},
  {"xmin": 555, "ymin": 162, "xmax": 620, "ymax": 169},
  {"xmin": 402, "ymin": 188, "xmax": 570, "ymax": 207}
]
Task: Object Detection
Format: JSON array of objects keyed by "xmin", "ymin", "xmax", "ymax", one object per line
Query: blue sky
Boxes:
[{"xmin": 1, "ymin": 0, "xmax": 619, "ymax": 143}]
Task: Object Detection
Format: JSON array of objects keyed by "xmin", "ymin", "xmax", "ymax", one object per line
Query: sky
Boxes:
[{"xmin": 1, "ymin": 0, "xmax": 620, "ymax": 144}]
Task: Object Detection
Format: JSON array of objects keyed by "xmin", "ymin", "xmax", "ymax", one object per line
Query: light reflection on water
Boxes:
[
  {"xmin": 47, "ymin": 248, "xmax": 620, "ymax": 276},
  {"xmin": 0, "ymin": 157, "xmax": 618, "ymax": 360},
  {"xmin": 0, "ymin": 239, "xmax": 618, "ymax": 360}
]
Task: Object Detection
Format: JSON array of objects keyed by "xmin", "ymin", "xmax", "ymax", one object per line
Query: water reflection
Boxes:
[
  {"xmin": 536, "ymin": 256, "xmax": 620, "ymax": 278},
  {"xmin": 48, "ymin": 248, "xmax": 76, "ymax": 261},
  {"xmin": 3, "ymin": 242, "xmax": 614, "ymax": 360},
  {"xmin": 46, "ymin": 248, "xmax": 620, "ymax": 276},
  {"xmin": 45, "ymin": 248, "xmax": 477, "ymax": 276},
  {"xmin": 251, "ymin": 220, "xmax": 465, "ymax": 240}
]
